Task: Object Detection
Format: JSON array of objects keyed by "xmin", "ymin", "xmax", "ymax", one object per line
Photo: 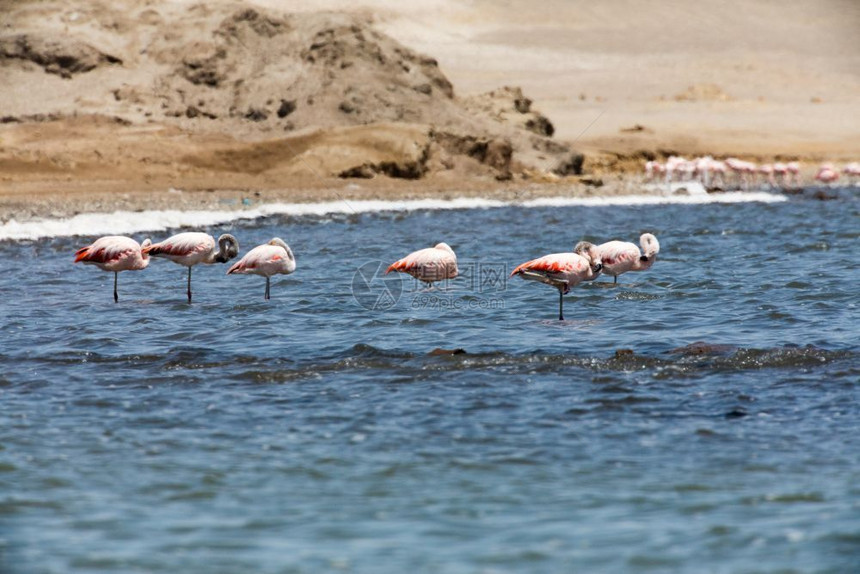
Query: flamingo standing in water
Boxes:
[
  {"xmin": 596, "ymin": 233, "xmax": 660, "ymax": 285},
  {"xmin": 785, "ymin": 161, "xmax": 801, "ymax": 187},
  {"xmin": 725, "ymin": 158, "xmax": 757, "ymax": 190},
  {"xmin": 644, "ymin": 160, "xmax": 665, "ymax": 182},
  {"xmin": 510, "ymin": 242, "xmax": 602, "ymax": 321},
  {"xmin": 143, "ymin": 232, "xmax": 239, "ymax": 302},
  {"xmin": 708, "ymin": 159, "xmax": 727, "ymax": 188},
  {"xmin": 842, "ymin": 162, "xmax": 860, "ymax": 184},
  {"xmin": 814, "ymin": 163, "xmax": 840, "ymax": 185},
  {"xmin": 227, "ymin": 238, "xmax": 296, "ymax": 300},
  {"xmin": 386, "ymin": 243, "xmax": 458, "ymax": 287},
  {"xmin": 74, "ymin": 236, "xmax": 151, "ymax": 302}
]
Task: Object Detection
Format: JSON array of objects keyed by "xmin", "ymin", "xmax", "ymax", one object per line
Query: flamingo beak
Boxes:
[{"xmin": 640, "ymin": 255, "xmax": 649, "ymax": 262}]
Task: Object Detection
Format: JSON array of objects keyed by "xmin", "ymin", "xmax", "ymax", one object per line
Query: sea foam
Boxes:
[{"xmin": 0, "ymin": 192, "xmax": 787, "ymax": 241}]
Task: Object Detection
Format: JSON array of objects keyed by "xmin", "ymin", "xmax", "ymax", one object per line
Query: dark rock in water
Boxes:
[
  {"xmin": 670, "ymin": 341, "xmax": 736, "ymax": 356},
  {"xmin": 428, "ymin": 348, "xmax": 467, "ymax": 356},
  {"xmin": 724, "ymin": 408, "xmax": 748, "ymax": 419},
  {"xmin": 614, "ymin": 349, "xmax": 634, "ymax": 358}
]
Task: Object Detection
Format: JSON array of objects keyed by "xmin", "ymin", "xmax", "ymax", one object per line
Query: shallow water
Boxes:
[{"xmin": 1, "ymin": 191, "xmax": 858, "ymax": 573}]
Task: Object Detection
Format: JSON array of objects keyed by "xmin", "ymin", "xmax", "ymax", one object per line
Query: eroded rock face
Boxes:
[
  {"xmin": 463, "ymin": 86, "xmax": 555, "ymax": 137},
  {"xmin": 0, "ymin": 34, "xmax": 122, "ymax": 78},
  {"xmin": 1, "ymin": 0, "xmax": 582, "ymax": 181}
]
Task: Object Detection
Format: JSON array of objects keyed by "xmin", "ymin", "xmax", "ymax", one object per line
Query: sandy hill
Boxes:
[{"xmin": 0, "ymin": 0, "xmax": 582, "ymax": 194}]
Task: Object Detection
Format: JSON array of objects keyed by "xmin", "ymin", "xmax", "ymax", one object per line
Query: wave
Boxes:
[{"xmin": 0, "ymin": 192, "xmax": 787, "ymax": 241}]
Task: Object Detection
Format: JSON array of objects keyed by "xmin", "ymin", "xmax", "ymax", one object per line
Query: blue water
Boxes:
[{"xmin": 1, "ymin": 192, "xmax": 858, "ymax": 573}]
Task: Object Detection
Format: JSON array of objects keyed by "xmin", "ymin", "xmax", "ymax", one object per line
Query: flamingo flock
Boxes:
[
  {"xmin": 75, "ymin": 232, "xmax": 294, "ymax": 302},
  {"xmin": 75, "ymin": 231, "xmax": 660, "ymax": 320},
  {"xmin": 644, "ymin": 157, "xmax": 859, "ymax": 190}
]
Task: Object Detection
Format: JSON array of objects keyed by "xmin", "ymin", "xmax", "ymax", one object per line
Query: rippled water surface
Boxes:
[{"xmin": 1, "ymin": 191, "xmax": 858, "ymax": 573}]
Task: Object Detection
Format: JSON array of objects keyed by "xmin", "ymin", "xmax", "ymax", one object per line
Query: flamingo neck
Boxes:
[{"xmin": 635, "ymin": 255, "xmax": 655, "ymax": 271}]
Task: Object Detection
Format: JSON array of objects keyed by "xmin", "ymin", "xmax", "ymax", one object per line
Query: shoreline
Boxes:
[
  {"xmin": 0, "ymin": 183, "xmax": 791, "ymax": 242},
  {"xmin": 0, "ymin": 169, "xmax": 645, "ymax": 223},
  {"xmin": 0, "ymin": 142, "xmax": 834, "ymax": 225}
]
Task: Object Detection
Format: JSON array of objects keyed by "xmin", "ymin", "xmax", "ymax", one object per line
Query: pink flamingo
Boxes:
[
  {"xmin": 74, "ymin": 236, "xmax": 151, "ymax": 302},
  {"xmin": 695, "ymin": 156, "xmax": 713, "ymax": 187},
  {"xmin": 786, "ymin": 161, "xmax": 801, "ymax": 187},
  {"xmin": 708, "ymin": 159, "xmax": 727, "ymax": 188},
  {"xmin": 644, "ymin": 160, "xmax": 665, "ymax": 182},
  {"xmin": 772, "ymin": 162, "xmax": 788, "ymax": 187},
  {"xmin": 143, "ymin": 232, "xmax": 239, "ymax": 302},
  {"xmin": 724, "ymin": 158, "xmax": 745, "ymax": 189},
  {"xmin": 596, "ymin": 233, "xmax": 660, "ymax": 285},
  {"xmin": 510, "ymin": 242, "xmax": 602, "ymax": 321},
  {"xmin": 725, "ymin": 158, "xmax": 757, "ymax": 190},
  {"xmin": 664, "ymin": 156, "xmax": 687, "ymax": 183},
  {"xmin": 386, "ymin": 242, "xmax": 458, "ymax": 287},
  {"xmin": 758, "ymin": 164, "xmax": 776, "ymax": 188},
  {"xmin": 814, "ymin": 163, "xmax": 840, "ymax": 185},
  {"xmin": 227, "ymin": 238, "xmax": 296, "ymax": 300},
  {"xmin": 842, "ymin": 162, "xmax": 860, "ymax": 184}
]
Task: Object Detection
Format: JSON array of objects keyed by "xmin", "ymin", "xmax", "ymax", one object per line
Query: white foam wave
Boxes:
[
  {"xmin": 0, "ymin": 192, "xmax": 787, "ymax": 241},
  {"xmin": 521, "ymin": 191, "xmax": 787, "ymax": 208}
]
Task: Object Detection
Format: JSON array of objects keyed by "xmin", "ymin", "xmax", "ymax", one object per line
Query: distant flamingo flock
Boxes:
[
  {"xmin": 644, "ymin": 157, "xmax": 860, "ymax": 190},
  {"xmin": 75, "ymin": 232, "xmax": 659, "ymax": 320}
]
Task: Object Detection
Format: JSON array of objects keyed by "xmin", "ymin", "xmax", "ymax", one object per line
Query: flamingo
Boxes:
[
  {"xmin": 74, "ymin": 236, "xmax": 151, "ymax": 302},
  {"xmin": 227, "ymin": 238, "xmax": 296, "ymax": 300},
  {"xmin": 758, "ymin": 164, "xmax": 776, "ymax": 189},
  {"xmin": 786, "ymin": 161, "xmax": 801, "ymax": 187},
  {"xmin": 385, "ymin": 242, "xmax": 458, "ymax": 287},
  {"xmin": 842, "ymin": 162, "xmax": 860, "ymax": 184},
  {"xmin": 814, "ymin": 163, "xmax": 840, "ymax": 185},
  {"xmin": 596, "ymin": 233, "xmax": 660, "ymax": 285},
  {"xmin": 695, "ymin": 156, "xmax": 713, "ymax": 187},
  {"xmin": 725, "ymin": 158, "xmax": 757, "ymax": 190},
  {"xmin": 773, "ymin": 162, "xmax": 788, "ymax": 187},
  {"xmin": 708, "ymin": 159, "xmax": 727, "ymax": 188},
  {"xmin": 644, "ymin": 160, "xmax": 665, "ymax": 182},
  {"xmin": 143, "ymin": 232, "xmax": 239, "ymax": 302},
  {"xmin": 510, "ymin": 241, "xmax": 602, "ymax": 321},
  {"xmin": 664, "ymin": 156, "xmax": 687, "ymax": 183}
]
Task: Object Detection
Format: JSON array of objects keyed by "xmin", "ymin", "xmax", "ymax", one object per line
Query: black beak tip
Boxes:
[{"xmin": 640, "ymin": 255, "xmax": 649, "ymax": 262}]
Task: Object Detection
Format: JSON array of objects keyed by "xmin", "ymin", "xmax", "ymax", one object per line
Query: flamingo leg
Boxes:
[
  {"xmin": 187, "ymin": 267, "xmax": 192, "ymax": 303},
  {"xmin": 265, "ymin": 277, "xmax": 270, "ymax": 300},
  {"xmin": 114, "ymin": 272, "xmax": 119, "ymax": 303},
  {"xmin": 614, "ymin": 275, "xmax": 618, "ymax": 285},
  {"xmin": 558, "ymin": 287, "xmax": 564, "ymax": 321}
]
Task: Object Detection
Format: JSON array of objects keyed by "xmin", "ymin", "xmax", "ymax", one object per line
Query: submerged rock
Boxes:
[{"xmin": 428, "ymin": 348, "xmax": 467, "ymax": 356}]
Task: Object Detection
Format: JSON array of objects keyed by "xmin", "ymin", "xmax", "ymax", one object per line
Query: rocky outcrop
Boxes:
[
  {"xmin": 0, "ymin": 34, "xmax": 121, "ymax": 78},
  {"xmin": 1, "ymin": 0, "xmax": 581, "ymax": 182}
]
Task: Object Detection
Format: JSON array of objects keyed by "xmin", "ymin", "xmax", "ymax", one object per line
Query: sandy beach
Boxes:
[{"xmin": 1, "ymin": 0, "xmax": 858, "ymax": 221}]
